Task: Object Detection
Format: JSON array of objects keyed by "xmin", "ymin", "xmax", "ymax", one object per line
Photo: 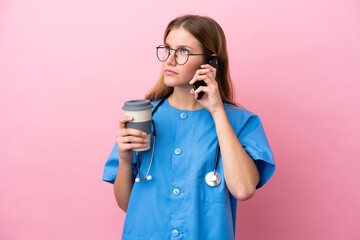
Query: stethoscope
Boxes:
[{"xmin": 135, "ymin": 95, "xmax": 222, "ymax": 187}]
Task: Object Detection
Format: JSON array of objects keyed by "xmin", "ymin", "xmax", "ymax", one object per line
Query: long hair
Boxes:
[{"xmin": 145, "ymin": 14, "xmax": 238, "ymax": 106}]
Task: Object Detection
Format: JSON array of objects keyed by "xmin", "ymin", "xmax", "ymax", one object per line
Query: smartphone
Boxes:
[{"xmin": 193, "ymin": 56, "xmax": 219, "ymax": 100}]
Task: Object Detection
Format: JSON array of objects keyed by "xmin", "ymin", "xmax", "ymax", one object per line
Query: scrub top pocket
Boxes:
[{"xmin": 195, "ymin": 155, "xmax": 226, "ymax": 204}]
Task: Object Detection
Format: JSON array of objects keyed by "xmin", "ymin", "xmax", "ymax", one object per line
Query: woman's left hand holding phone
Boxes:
[{"xmin": 189, "ymin": 64, "xmax": 223, "ymax": 114}]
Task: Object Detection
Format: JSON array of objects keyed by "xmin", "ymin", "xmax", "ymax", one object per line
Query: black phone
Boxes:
[{"xmin": 193, "ymin": 56, "xmax": 219, "ymax": 100}]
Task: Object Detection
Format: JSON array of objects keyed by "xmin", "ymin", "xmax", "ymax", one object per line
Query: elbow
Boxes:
[
  {"xmin": 120, "ymin": 206, "xmax": 128, "ymax": 213},
  {"xmin": 233, "ymin": 186, "xmax": 256, "ymax": 201},
  {"xmin": 116, "ymin": 200, "xmax": 128, "ymax": 213}
]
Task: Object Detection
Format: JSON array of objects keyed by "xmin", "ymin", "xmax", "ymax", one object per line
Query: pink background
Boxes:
[{"xmin": 1, "ymin": 0, "xmax": 359, "ymax": 239}]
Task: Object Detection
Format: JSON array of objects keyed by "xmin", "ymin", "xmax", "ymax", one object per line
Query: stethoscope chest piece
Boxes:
[{"xmin": 205, "ymin": 171, "xmax": 221, "ymax": 187}]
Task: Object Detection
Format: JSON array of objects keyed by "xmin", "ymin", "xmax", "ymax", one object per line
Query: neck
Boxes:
[{"xmin": 168, "ymin": 86, "xmax": 203, "ymax": 111}]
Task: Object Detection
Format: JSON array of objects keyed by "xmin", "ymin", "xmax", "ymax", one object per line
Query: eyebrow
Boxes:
[{"xmin": 164, "ymin": 42, "xmax": 195, "ymax": 50}]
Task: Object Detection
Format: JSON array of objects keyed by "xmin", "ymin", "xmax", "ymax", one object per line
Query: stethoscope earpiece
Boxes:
[{"xmin": 135, "ymin": 175, "xmax": 152, "ymax": 182}]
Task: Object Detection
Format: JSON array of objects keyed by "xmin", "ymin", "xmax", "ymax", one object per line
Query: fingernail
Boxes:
[
  {"xmin": 128, "ymin": 116, "xmax": 132, "ymax": 120},
  {"xmin": 144, "ymin": 139, "xmax": 148, "ymax": 143},
  {"xmin": 142, "ymin": 132, "xmax": 147, "ymax": 136}
]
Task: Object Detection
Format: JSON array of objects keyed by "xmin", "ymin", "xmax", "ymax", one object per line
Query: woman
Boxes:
[{"xmin": 103, "ymin": 14, "xmax": 275, "ymax": 240}]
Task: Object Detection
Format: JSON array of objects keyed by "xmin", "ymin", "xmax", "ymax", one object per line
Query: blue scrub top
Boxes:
[{"xmin": 102, "ymin": 99, "xmax": 275, "ymax": 240}]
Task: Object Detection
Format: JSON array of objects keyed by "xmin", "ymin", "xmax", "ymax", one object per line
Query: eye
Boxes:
[
  {"xmin": 180, "ymin": 48, "xmax": 189, "ymax": 55},
  {"xmin": 165, "ymin": 46, "xmax": 171, "ymax": 53}
]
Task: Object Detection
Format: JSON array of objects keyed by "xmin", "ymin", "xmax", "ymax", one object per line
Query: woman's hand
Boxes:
[
  {"xmin": 116, "ymin": 116, "xmax": 148, "ymax": 163},
  {"xmin": 189, "ymin": 64, "xmax": 224, "ymax": 114}
]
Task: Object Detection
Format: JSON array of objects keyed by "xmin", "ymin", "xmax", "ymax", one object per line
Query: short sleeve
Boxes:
[
  {"xmin": 238, "ymin": 114, "xmax": 275, "ymax": 189},
  {"xmin": 102, "ymin": 142, "xmax": 137, "ymax": 184}
]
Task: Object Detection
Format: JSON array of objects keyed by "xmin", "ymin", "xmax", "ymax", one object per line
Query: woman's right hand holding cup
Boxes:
[{"xmin": 117, "ymin": 116, "xmax": 148, "ymax": 163}]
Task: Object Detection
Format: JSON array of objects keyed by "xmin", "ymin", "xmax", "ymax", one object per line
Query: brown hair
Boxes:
[{"xmin": 145, "ymin": 14, "xmax": 238, "ymax": 106}]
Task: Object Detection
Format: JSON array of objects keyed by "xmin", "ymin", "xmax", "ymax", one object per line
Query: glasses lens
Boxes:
[
  {"xmin": 156, "ymin": 46, "xmax": 169, "ymax": 62},
  {"xmin": 175, "ymin": 48, "xmax": 189, "ymax": 65}
]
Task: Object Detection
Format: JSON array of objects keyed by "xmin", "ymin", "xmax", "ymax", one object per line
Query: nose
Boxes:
[{"xmin": 166, "ymin": 49, "xmax": 177, "ymax": 66}]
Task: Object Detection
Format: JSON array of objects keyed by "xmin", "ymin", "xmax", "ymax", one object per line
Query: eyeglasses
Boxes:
[{"xmin": 156, "ymin": 45, "xmax": 205, "ymax": 65}]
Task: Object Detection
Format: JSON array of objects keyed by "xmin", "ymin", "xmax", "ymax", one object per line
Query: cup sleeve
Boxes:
[
  {"xmin": 238, "ymin": 114, "xmax": 276, "ymax": 189},
  {"xmin": 102, "ymin": 142, "xmax": 137, "ymax": 184}
]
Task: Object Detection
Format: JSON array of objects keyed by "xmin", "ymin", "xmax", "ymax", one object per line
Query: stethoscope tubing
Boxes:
[{"xmin": 135, "ymin": 93, "xmax": 221, "ymax": 187}]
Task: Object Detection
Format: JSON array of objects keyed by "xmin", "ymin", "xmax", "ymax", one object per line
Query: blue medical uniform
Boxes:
[{"xmin": 102, "ymin": 99, "xmax": 275, "ymax": 240}]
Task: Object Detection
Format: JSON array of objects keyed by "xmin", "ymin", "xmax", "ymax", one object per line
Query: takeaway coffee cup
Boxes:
[{"xmin": 122, "ymin": 99, "xmax": 153, "ymax": 151}]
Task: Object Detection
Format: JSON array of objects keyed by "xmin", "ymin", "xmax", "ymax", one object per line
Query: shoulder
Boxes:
[
  {"xmin": 223, "ymin": 103, "xmax": 262, "ymax": 133},
  {"xmin": 150, "ymin": 99, "xmax": 162, "ymax": 111},
  {"xmin": 223, "ymin": 103, "xmax": 258, "ymax": 119},
  {"xmin": 150, "ymin": 99, "xmax": 162, "ymax": 107}
]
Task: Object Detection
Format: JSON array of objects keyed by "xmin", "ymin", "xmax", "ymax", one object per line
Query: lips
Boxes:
[{"xmin": 165, "ymin": 69, "xmax": 178, "ymax": 75}]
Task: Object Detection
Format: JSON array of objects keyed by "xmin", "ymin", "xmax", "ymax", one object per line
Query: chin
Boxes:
[
  {"xmin": 164, "ymin": 76, "xmax": 190, "ymax": 88},
  {"xmin": 163, "ymin": 77, "xmax": 176, "ymax": 87}
]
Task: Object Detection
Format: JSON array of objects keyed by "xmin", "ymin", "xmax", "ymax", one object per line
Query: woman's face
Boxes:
[{"xmin": 162, "ymin": 27, "xmax": 205, "ymax": 88}]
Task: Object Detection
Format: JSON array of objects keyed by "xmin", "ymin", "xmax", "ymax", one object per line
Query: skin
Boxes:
[{"xmin": 114, "ymin": 27, "xmax": 260, "ymax": 212}]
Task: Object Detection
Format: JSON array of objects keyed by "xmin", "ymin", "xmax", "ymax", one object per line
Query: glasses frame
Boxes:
[{"xmin": 156, "ymin": 45, "xmax": 205, "ymax": 65}]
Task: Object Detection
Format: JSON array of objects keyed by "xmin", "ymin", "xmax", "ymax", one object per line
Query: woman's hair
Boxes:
[{"xmin": 145, "ymin": 14, "xmax": 238, "ymax": 106}]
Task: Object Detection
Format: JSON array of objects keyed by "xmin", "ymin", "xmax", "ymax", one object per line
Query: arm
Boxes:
[
  {"xmin": 114, "ymin": 116, "xmax": 148, "ymax": 212},
  {"xmin": 190, "ymin": 64, "xmax": 259, "ymax": 201},
  {"xmin": 212, "ymin": 108, "xmax": 259, "ymax": 201},
  {"xmin": 114, "ymin": 160, "xmax": 135, "ymax": 212}
]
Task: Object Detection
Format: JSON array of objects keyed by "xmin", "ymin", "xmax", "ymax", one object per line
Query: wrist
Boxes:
[
  {"xmin": 119, "ymin": 157, "xmax": 133, "ymax": 165},
  {"xmin": 211, "ymin": 105, "xmax": 226, "ymax": 120}
]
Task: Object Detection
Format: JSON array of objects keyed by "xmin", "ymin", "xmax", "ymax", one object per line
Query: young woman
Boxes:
[{"xmin": 103, "ymin": 14, "xmax": 275, "ymax": 240}]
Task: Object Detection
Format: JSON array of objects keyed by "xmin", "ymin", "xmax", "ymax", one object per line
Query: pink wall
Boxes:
[{"xmin": 1, "ymin": 0, "xmax": 359, "ymax": 239}]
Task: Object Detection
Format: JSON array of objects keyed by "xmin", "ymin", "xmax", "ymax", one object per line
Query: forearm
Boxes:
[
  {"xmin": 113, "ymin": 159, "xmax": 135, "ymax": 212},
  {"xmin": 212, "ymin": 108, "xmax": 260, "ymax": 201}
]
